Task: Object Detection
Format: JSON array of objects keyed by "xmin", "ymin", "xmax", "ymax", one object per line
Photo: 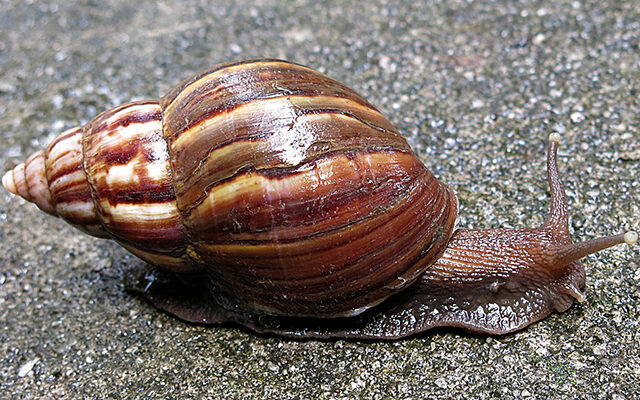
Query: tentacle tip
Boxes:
[
  {"xmin": 548, "ymin": 132, "xmax": 561, "ymax": 143},
  {"xmin": 2, "ymin": 169, "xmax": 17, "ymax": 195},
  {"xmin": 624, "ymin": 231, "xmax": 638, "ymax": 245},
  {"xmin": 562, "ymin": 283, "xmax": 586, "ymax": 304}
]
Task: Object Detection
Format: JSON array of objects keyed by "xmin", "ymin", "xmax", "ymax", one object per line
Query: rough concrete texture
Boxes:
[{"xmin": 1, "ymin": 0, "xmax": 639, "ymax": 398}]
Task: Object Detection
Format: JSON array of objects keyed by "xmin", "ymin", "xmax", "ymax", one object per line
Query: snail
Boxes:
[{"xmin": 2, "ymin": 59, "xmax": 637, "ymax": 339}]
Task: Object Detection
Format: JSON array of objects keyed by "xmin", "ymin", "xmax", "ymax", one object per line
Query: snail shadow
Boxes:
[{"xmin": 122, "ymin": 261, "xmax": 576, "ymax": 341}]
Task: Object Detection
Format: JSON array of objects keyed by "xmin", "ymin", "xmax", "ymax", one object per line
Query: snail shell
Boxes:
[{"xmin": 3, "ymin": 60, "xmax": 635, "ymax": 338}]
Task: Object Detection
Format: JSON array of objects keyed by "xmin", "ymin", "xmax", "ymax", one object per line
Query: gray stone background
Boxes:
[{"xmin": 1, "ymin": 0, "xmax": 638, "ymax": 398}]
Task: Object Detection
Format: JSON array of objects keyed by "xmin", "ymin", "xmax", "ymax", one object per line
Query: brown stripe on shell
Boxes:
[
  {"xmin": 169, "ymin": 96, "xmax": 409, "ymax": 208},
  {"xmin": 183, "ymin": 150, "xmax": 456, "ymax": 316},
  {"xmin": 12, "ymin": 163, "xmax": 31, "ymax": 201},
  {"xmin": 82, "ymin": 101, "xmax": 187, "ymax": 256},
  {"xmin": 160, "ymin": 60, "xmax": 380, "ymax": 142},
  {"xmin": 48, "ymin": 156, "xmax": 83, "ymax": 184},
  {"xmin": 271, "ymin": 184, "xmax": 456, "ymax": 314},
  {"xmin": 89, "ymin": 100, "xmax": 161, "ymax": 136},
  {"xmin": 223, "ymin": 178, "xmax": 454, "ymax": 317},
  {"xmin": 119, "ymin": 242, "xmax": 199, "ymax": 274},
  {"xmin": 199, "ymin": 175, "xmax": 450, "ymax": 270},
  {"xmin": 47, "ymin": 126, "xmax": 84, "ymax": 151},
  {"xmin": 199, "ymin": 174, "xmax": 452, "ymax": 291},
  {"xmin": 24, "ymin": 150, "xmax": 56, "ymax": 215},
  {"xmin": 160, "ymin": 59, "xmax": 275, "ymax": 109},
  {"xmin": 48, "ymin": 170, "xmax": 92, "ymax": 204},
  {"xmin": 191, "ymin": 153, "xmax": 418, "ymax": 244},
  {"xmin": 44, "ymin": 126, "xmax": 108, "ymax": 237},
  {"xmin": 184, "ymin": 151, "xmax": 423, "ymax": 243},
  {"xmin": 176, "ymin": 120, "xmax": 413, "ymax": 214}
]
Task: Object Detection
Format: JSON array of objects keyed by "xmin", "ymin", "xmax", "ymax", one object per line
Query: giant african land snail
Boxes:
[{"xmin": 3, "ymin": 59, "xmax": 636, "ymax": 339}]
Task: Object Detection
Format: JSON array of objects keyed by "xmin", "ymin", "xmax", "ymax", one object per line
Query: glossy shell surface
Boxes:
[
  {"xmin": 160, "ymin": 60, "xmax": 458, "ymax": 316},
  {"xmin": 15, "ymin": 60, "xmax": 459, "ymax": 317}
]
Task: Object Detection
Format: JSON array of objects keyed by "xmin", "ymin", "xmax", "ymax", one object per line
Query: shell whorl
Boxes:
[
  {"xmin": 4, "ymin": 102, "xmax": 196, "ymax": 272},
  {"xmin": 3, "ymin": 150, "xmax": 57, "ymax": 216},
  {"xmin": 5, "ymin": 126, "xmax": 110, "ymax": 238},
  {"xmin": 159, "ymin": 60, "xmax": 458, "ymax": 316},
  {"xmin": 3, "ymin": 59, "xmax": 458, "ymax": 317}
]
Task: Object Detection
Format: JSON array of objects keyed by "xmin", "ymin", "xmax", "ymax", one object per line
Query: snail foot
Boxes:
[{"xmin": 124, "ymin": 257, "xmax": 585, "ymax": 339}]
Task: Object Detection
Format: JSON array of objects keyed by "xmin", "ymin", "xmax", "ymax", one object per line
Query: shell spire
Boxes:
[
  {"xmin": 3, "ymin": 102, "xmax": 198, "ymax": 273},
  {"xmin": 3, "ymin": 150, "xmax": 57, "ymax": 216},
  {"xmin": 3, "ymin": 126, "xmax": 110, "ymax": 237}
]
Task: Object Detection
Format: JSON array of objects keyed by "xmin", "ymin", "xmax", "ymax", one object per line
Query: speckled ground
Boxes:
[{"xmin": 1, "ymin": 1, "xmax": 638, "ymax": 399}]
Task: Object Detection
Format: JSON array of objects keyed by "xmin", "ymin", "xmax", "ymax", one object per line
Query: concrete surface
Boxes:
[{"xmin": 0, "ymin": 0, "xmax": 638, "ymax": 398}]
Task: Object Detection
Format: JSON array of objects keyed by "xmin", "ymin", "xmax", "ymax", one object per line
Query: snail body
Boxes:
[{"xmin": 3, "ymin": 59, "xmax": 636, "ymax": 338}]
